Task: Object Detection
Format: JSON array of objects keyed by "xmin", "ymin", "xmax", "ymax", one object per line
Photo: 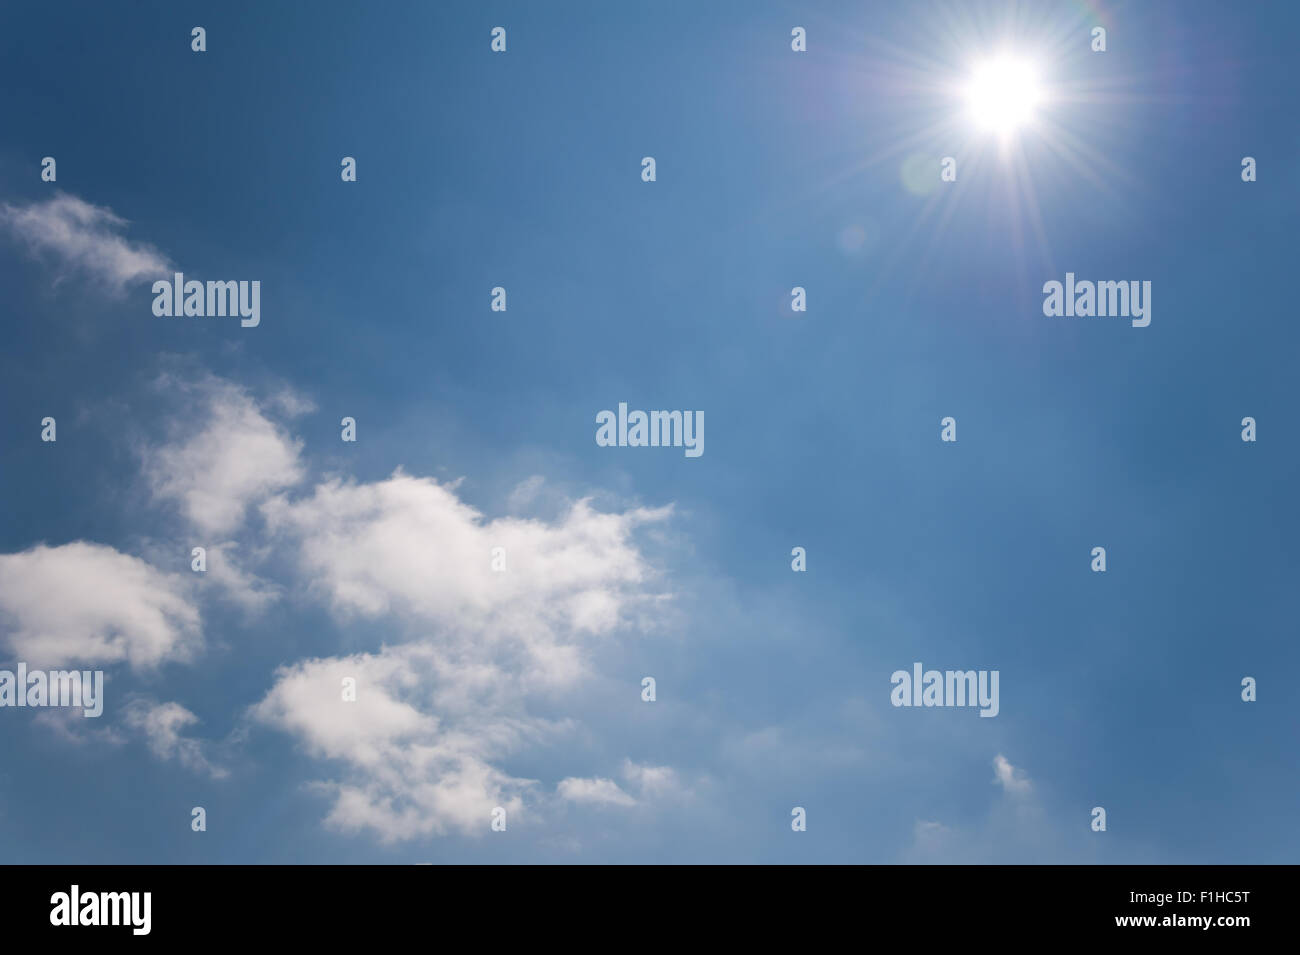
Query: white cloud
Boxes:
[
  {"xmin": 556, "ymin": 761, "xmax": 690, "ymax": 810},
  {"xmin": 902, "ymin": 759, "xmax": 1072, "ymax": 863},
  {"xmin": 992, "ymin": 753, "xmax": 1032, "ymax": 795},
  {"xmin": 262, "ymin": 472, "xmax": 671, "ymax": 686},
  {"xmin": 250, "ymin": 455, "xmax": 673, "ymax": 840},
  {"xmin": 252, "ymin": 652, "xmax": 433, "ymax": 764},
  {"xmin": 146, "ymin": 376, "xmax": 304, "ymax": 535},
  {"xmin": 266, "ymin": 388, "xmax": 317, "ymax": 419},
  {"xmin": 621, "ymin": 760, "xmax": 689, "ymax": 801},
  {"xmin": 124, "ymin": 699, "xmax": 227, "ymax": 778},
  {"xmin": 0, "ymin": 372, "xmax": 678, "ymax": 841},
  {"xmin": 251, "ymin": 649, "xmax": 536, "ymax": 842},
  {"xmin": 204, "ymin": 542, "xmax": 279, "ymax": 613},
  {"xmin": 557, "ymin": 776, "xmax": 636, "ymax": 807},
  {"xmin": 0, "ymin": 542, "xmax": 200, "ymax": 669},
  {"xmin": 0, "ymin": 193, "xmax": 169, "ymax": 294},
  {"xmin": 506, "ymin": 475, "xmax": 545, "ymax": 513}
]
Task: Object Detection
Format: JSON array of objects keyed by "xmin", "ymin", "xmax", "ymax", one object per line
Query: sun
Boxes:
[{"xmin": 964, "ymin": 55, "xmax": 1044, "ymax": 135}]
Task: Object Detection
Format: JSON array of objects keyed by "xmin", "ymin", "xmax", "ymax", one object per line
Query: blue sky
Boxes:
[{"xmin": 0, "ymin": 0, "xmax": 1296, "ymax": 863}]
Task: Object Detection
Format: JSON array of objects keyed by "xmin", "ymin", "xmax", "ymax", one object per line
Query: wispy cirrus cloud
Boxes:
[{"xmin": 0, "ymin": 192, "xmax": 169, "ymax": 294}]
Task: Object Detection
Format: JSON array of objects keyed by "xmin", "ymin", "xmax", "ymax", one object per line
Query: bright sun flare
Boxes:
[{"xmin": 965, "ymin": 56, "xmax": 1044, "ymax": 134}]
